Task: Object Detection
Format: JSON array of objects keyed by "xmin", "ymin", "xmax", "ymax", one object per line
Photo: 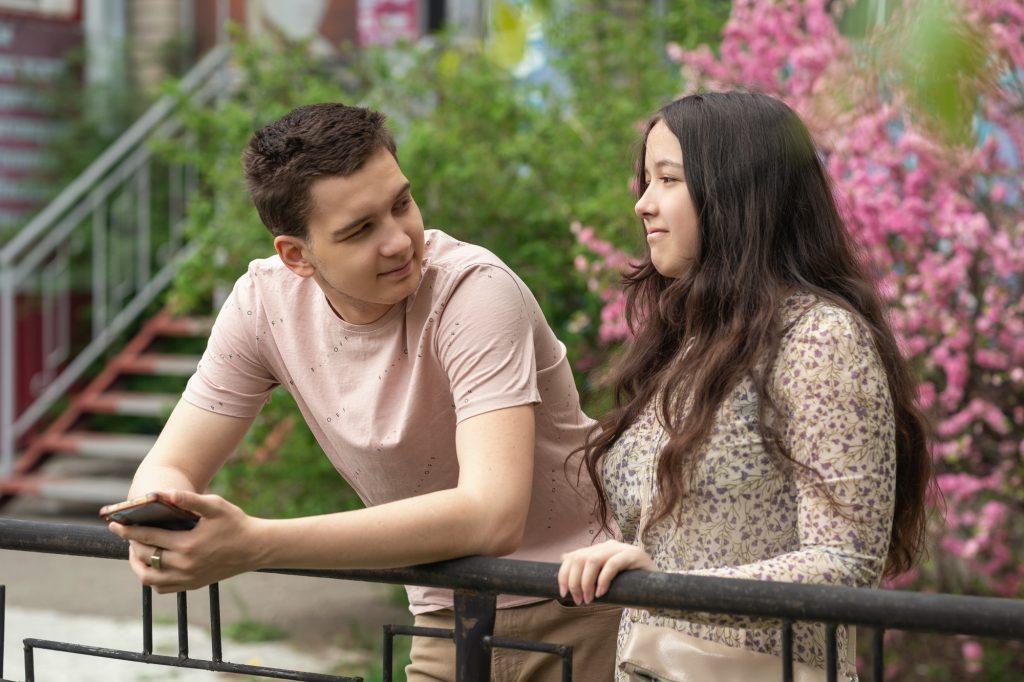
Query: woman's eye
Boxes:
[{"xmin": 660, "ymin": 177, "xmax": 677, "ymax": 184}]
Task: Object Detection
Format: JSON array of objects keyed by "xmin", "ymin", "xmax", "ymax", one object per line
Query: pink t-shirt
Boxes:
[{"xmin": 183, "ymin": 229, "xmax": 608, "ymax": 613}]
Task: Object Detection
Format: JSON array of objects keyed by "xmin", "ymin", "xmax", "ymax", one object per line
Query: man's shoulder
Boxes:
[
  {"xmin": 422, "ymin": 229, "xmax": 528, "ymax": 300},
  {"xmin": 424, "ymin": 229, "xmax": 509, "ymax": 274},
  {"xmin": 243, "ymin": 254, "xmax": 289, "ymax": 280},
  {"xmin": 227, "ymin": 254, "xmax": 313, "ymax": 313}
]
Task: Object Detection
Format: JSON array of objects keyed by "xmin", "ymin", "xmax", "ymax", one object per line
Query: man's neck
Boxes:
[{"xmin": 323, "ymin": 293, "xmax": 395, "ymax": 325}]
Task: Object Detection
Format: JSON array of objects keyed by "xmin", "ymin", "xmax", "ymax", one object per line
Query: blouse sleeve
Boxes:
[{"xmin": 655, "ymin": 305, "xmax": 898, "ymax": 628}]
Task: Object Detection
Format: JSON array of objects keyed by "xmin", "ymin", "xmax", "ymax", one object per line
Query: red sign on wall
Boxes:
[
  {"xmin": 357, "ymin": 0, "xmax": 419, "ymax": 47},
  {"xmin": 0, "ymin": 2, "xmax": 82, "ymax": 234}
]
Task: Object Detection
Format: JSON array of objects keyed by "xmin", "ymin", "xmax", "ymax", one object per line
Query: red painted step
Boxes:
[
  {"xmin": 77, "ymin": 392, "xmax": 179, "ymax": 418},
  {"xmin": 118, "ymin": 353, "xmax": 201, "ymax": 376},
  {"xmin": 43, "ymin": 431, "xmax": 158, "ymax": 461},
  {"xmin": 154, "ymin": 316, "xmax": 214, "ymax": 338}
]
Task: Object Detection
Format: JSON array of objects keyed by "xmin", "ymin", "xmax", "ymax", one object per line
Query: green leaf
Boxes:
[
  {"xmin": 486, "ymin": 0, "xmax": 530, "ymax": 70},
  {"xmin": 897, "ymin": 0, "xmax": 986, "ymax": 146}
]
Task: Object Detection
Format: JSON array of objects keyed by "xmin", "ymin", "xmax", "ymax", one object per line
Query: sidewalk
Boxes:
[{"xmin": 0, "ymin": 515, "xmax": 412, "ymax": 680}]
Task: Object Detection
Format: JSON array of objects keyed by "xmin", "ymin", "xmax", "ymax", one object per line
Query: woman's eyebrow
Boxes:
[{"xmin": 654, "ymin": 159, "xmax": 683, "ymax": 171}]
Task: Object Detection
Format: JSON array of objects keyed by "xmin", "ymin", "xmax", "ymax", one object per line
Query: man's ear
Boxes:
[{"xmin": 274, "ymin": 235, "xmax": 316, "ymax": 278}]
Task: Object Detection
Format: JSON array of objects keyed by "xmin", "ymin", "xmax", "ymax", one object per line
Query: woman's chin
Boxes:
[{"xmin": 651, "ymin": 256, "xmax": 687, "ymax": 279}]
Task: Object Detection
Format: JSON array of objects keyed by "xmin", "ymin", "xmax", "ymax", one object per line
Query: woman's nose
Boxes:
[{"xmin": 635, "ymin": 188, "xmax": 656, "ymax": 219}]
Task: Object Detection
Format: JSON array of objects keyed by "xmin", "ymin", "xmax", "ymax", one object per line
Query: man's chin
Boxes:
[{"xmin": 387, "ymin": 268, "xmax": 422, "ymax": 302}]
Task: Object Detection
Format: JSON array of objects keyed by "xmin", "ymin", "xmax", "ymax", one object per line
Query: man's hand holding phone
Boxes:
[{"xmin": 103, "ymin": 490, "xmax": 265, "ymax": 594}]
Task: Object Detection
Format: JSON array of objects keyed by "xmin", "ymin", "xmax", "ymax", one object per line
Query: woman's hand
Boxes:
[
  {"xmin": 558, "ymin": 540, "xmax": 656, "ymax": 605},
  {"xmin": 108, "ymin": 490, "xmax": 265, "ymax": 594}
]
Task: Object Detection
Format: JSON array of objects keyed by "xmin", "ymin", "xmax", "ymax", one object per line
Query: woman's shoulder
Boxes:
[
  {"xmin": 779, "ymin": 290, "xmax": 873, "ymax": 351},
  {"xmin": 772, "ymin": 291, "xmax": 887, "ymax": 403}
]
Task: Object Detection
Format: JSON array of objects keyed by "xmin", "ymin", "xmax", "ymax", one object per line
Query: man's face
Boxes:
[{"xmin": 282, "ymin": 148, "xmax": 425, "ymax": 324}]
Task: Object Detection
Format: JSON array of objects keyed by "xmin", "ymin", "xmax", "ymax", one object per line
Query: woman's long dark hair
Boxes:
[{"xmin": 583, "ymin": 92, "xmax": 932, "ymax": 577}]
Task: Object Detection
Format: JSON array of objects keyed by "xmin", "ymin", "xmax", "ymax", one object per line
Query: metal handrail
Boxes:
[
  {"xmin": 3, "ymin": 519, "xmax": 1024, "ymax": 680},
  {"xmin": 2, "ymin": 519, "xmax": 1022, "ymax": 640}
]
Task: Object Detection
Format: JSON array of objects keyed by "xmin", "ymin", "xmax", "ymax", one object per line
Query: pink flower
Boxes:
[
  {"xmin": 961, "ymin": 640, "xmax": 983, "ymax": 673},
  {"xmin": 571, "ymin": 0, "xmax": 1024, "ymax": 605}
]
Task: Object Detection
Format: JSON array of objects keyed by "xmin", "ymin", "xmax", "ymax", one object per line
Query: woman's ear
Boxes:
[{"xmin": 274, "ymin": 235, "xmax": 316, "ymax": 278}]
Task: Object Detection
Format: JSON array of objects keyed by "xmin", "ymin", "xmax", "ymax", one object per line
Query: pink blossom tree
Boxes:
[{"xmin": 575, "ymin": 0, "xmax": 1024, "ymax": 612}]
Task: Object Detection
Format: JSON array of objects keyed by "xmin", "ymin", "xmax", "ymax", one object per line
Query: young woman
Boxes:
[{"xmin": 558, "ymin": 92, "xmax": 932, "ymax": 680}]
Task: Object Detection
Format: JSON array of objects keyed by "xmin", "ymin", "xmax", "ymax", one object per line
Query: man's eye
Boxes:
[
  {"xmin": 348, "ymin": 224, "xmax": 370, "ymax": 239},
  {"xmin": 394, "ymin": 197, "xmax": 412, "ymax": 213}
]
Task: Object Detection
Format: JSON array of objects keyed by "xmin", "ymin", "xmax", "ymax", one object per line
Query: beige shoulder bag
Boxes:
[{"xmin": 619, "ymin": 461, "xmax": 858, "ymax": 682}]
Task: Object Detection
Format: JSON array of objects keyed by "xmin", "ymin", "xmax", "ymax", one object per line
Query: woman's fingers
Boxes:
[
  {"xmin": 565, "ymin": 555, "xmax": 585, "ymax": 605},
  {"xmin": 595, "ymin": 551, "xmax": 632, "ymax": 599},
  {"xmin": 560, "ymin": 542, "xmax": 653, "ymax": 604},
  {"xmin": 579, "ymin": 555, "xmax": 603, "ymax": 604}
]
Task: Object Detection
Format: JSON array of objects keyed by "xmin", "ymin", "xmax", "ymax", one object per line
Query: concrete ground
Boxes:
[{"xmin": 0, "ymin": 506, "xmax": 413, "ymax": 681}]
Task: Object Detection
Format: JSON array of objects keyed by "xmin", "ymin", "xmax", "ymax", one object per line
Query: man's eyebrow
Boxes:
[{"xmin": 331, "ymin": 182, "xmax": 412, "ymax": 239}]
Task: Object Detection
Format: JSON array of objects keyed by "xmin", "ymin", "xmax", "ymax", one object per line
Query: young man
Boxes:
[{"xmin": 109, "ymin": 103, "xmax": 622, "ymax": 680}]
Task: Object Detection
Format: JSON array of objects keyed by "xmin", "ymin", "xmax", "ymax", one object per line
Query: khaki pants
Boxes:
[{"xmin": 406, "ymin": 599, "xmax": 622, "ymax": 681}]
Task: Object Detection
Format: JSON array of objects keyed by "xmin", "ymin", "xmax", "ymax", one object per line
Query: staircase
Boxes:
[
  {"xmin": 0, "ymin": 309, "xmax": 212, "ymax": 513},
  {"xmin": 0, "ymin": 45, "xmax": 232, "ymax": 514}
]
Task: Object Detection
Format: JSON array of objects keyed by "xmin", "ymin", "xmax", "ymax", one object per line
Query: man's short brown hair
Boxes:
[{"xmin": 243, "ymin": 103, "xmax": 398, "ymax": 238}]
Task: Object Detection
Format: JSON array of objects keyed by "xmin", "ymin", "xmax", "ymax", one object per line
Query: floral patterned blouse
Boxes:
[{"xmin": 603, "ymin": 293, "xmax": 896, "ymax": 678}]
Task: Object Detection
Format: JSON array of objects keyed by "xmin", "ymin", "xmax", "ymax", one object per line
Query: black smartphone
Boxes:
[{"xmin": 99, "ymin": 492, "xmax": 199, "ymax": 531}]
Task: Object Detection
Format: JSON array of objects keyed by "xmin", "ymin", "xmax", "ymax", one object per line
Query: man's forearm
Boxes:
[
  {"xmin": 125, "ymin": 399, "xmax": 253, "ymax": 501},
  {"xmin": 128, "ymin": 463, "xmax": 200, "ymax": 499},
  {"xmin": 251, "ymin": 486, "xmax": 525, "ymax": 571}
]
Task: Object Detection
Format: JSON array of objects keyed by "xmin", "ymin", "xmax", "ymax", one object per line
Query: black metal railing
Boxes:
[{"xmin": 2, "ymin": 518, "xmax": 1024, "ymax": 681}]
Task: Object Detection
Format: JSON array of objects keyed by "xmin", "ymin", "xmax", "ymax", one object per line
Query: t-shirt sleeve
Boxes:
[
  {"xmin": 435, "ymin": 264, "xmax": 542, "ymax": 423},
  {"xmin": 182, "ymin": 272, "xmax": 279, "ymax": 418}
]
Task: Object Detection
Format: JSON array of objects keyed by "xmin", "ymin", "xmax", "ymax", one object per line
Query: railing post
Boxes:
[
  {"xmin": 872, "ymin": 628, "xmax": 885, "ymax": 681},
  {"xmin": 453, "ymin": 590, "xmax": 496, "ymax": 682},
  {"xmin": 23, "ymin": 642, "xmax": 33, "ymax": 682},
  {"xmin": 136, "ymin": 157, "xmax": 151, "ymax": 291},
  {"xmin": 91, "ymin": 198, "xmax": 107, "ymax": 340},
  {"xmin": 781, "ymin": 619, "xmax": 793, "ymax": 682},
  {"xmin": 177, "ymin": 592, "xmax": 189, "ymax": 659},
  {"xmin": 1, "ymin": 584, "xmax": 6, "ymax": 679},
  {"xmin": 142, "ymin": 586, "xmax": 153, "ymax": 655},
  {"xmin": 209, "ymin": 584, "xmax": 223, "ymax": 662},
  {"xmin": 0, "ymin": 263, "xmax": 14, "ymax": 477}
]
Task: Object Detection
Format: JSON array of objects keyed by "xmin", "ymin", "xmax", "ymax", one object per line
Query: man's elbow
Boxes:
[{"xmin": 477, "ymin": 510, "xmax": 528, "ymax": 557}]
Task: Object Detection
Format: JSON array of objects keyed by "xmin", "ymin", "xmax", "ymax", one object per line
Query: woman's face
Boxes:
[{"xmin": 635, "ymin": 120, "xmax": 699, "ymax": 278}]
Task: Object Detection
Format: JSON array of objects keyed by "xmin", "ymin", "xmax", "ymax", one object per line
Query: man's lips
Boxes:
[{"xmin": 381, "ymin": 257, "xmax": 414, "ymax": 276}]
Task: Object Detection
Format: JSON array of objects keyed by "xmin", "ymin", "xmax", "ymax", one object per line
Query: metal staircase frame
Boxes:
[
  {"xmin": 0, "ymin": 44, "xmax": 232, "ymax": 477},
  {"xmin": 0, "ymin": 307, "xmax": 212, "ymax": 501}
]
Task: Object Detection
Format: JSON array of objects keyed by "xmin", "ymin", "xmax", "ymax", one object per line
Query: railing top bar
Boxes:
[
  {"xmin": 0, "ymin": 44, "xmax": 231, "ymax": 266},
  {"xmin": 3, "ymin": 519, "xmax": 1023, "ymax": 640}
]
